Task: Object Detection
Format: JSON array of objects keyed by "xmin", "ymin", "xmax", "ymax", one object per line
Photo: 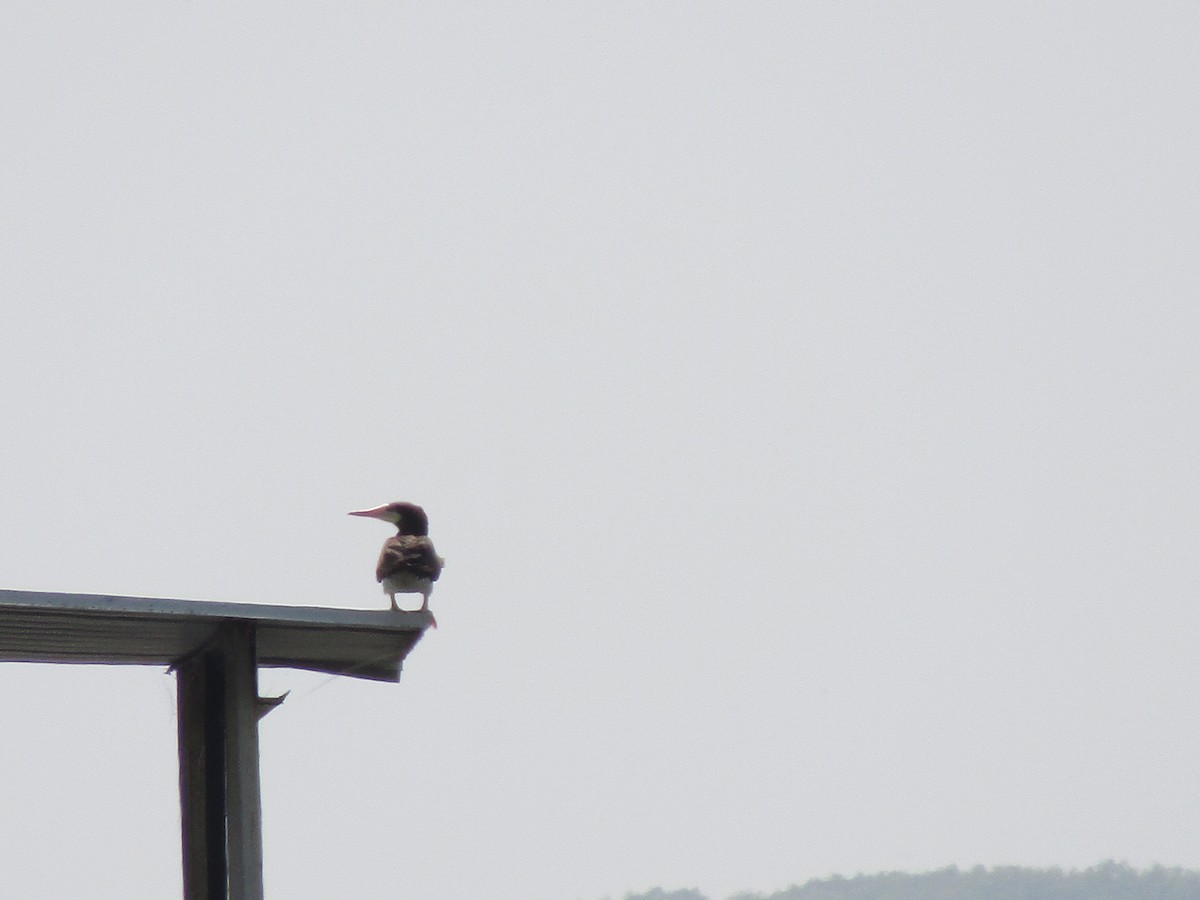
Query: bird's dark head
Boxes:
[{"xmin": 348, "ymin": 501, "xmax": 430, "ymax": 535}]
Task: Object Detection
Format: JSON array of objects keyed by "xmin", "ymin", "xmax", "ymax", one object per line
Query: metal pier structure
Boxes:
[{"xmin": 0, "ymin": 588, "xmax": 431, "ymax": 900}]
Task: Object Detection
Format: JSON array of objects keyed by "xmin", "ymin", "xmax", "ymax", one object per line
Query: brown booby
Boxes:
[{"xmin": 349, "ymin": 501, "xmax": 444, "ymax": 625}]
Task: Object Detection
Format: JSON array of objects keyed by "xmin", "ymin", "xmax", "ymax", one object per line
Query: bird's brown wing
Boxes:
[{"xmin": 376, "ymin": 535, "xmax": 443, "ymax": 583}]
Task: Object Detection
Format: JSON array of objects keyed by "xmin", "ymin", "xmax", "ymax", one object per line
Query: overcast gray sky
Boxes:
[{"xmin": 2, "ymin": 3, "xmax": 1198, "ymax": 899}]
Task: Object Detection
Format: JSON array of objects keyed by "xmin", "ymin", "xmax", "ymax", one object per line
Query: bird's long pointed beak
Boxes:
[{"xmin": 348, "ymin": 505, "xmax": 392, "ymax": 519}]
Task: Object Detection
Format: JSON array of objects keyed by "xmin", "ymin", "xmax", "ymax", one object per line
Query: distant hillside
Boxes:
[{"xmin": 622, "ymin": 862, "xmax": 1200, "ymax": 900}]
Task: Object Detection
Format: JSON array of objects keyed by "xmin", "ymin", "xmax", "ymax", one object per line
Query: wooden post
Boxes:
[{"xmin": 176, "ymin": 623, "xmax": 265, "ymax": 900}]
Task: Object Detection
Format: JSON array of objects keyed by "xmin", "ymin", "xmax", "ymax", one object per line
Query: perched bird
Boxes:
[{"xmin": 349, "ymin": 501, "xmax": 444, "ymax": 625}]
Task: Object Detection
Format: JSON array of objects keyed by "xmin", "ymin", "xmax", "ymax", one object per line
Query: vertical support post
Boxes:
[
  {"xmin": 175, "ymin": 622, "xmax": 265, "ymax": 900},
  {"xmin": 221, "ymin": 621, "xmax": 265, "ymax": 900},
  {"xmin": 177, "ymin": 650, "xmax": 228, "ymax": 900}
]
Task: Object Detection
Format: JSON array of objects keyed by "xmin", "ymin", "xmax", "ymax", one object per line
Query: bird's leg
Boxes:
[
  {"xmin": 420, "ymin": 591, "xmax": 437, "ymax": 628},
  {"xmin": 389, "ymin": 593, "xmax": 399, "ymax": 610}
]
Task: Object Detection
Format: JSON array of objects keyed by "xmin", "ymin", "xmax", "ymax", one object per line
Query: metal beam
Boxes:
[
  {"xmin": 221, "ymin": 622, "xmax": 264, "ymax": 900},
  {"xmin": 0, "ymin": 589, "xmax": 430, "ymax": 682},
  {"xmin": 176, "ymin": 624, "xmax": 265, "ymax": 900},
  {"xmin": 0, "ymin": 590, "xmax": 430, "ymax": 897},
  {"xmin": 177, "ymin": 648, "xmax": 226, "ymax": 900}
]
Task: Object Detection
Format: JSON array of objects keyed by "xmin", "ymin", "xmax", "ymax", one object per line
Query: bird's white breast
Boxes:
[{"xmin": 381, "ymin": 572, "xmax": 433, "ymax": 595}]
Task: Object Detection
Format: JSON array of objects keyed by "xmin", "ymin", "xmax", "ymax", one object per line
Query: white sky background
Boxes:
[{"xmin": 1, "ymin": 3, "xmax": 1198, "ymax": 899}]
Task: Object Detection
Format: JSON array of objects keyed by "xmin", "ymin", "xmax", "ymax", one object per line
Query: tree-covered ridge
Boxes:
[{"xmin": 622, "ymin": 862, "xmax": 1200, "ymax": 900}]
